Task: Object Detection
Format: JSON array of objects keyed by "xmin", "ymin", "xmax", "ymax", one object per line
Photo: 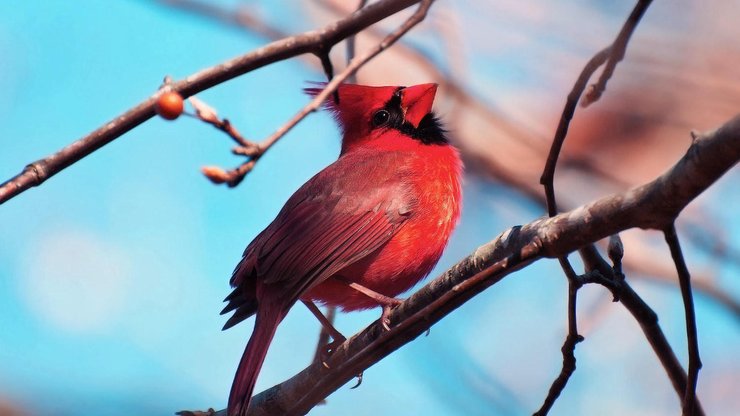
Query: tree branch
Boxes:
[
  {"xmin": 664, "ymin": 225, "xmax": 702, "ymax": 415},
  {"xmin": 539, "ymin": 48, "xmax": 610, "ymax": 214},
  {"xmin": 533, "ymin": 258, "xmax": 584, "ymax": 416},
  {"xmin": 540, "ymin": 0, "xmax": 653, "ymax": 215},
  {"xmin": 203, "ymin": 115, "xmax": 738, "ymax": 415},
  {"xmin": 581, "ymin": 0, "xmax": 654, "ymax": 107},
  {"xmin": 0, "ymin": 0, "xmax": 424, "ymax": 205}
]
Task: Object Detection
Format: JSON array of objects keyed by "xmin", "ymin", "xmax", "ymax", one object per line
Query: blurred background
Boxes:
[{"xmin": 0, "ymin": 0, "xmax": 738, "ymax": 415}]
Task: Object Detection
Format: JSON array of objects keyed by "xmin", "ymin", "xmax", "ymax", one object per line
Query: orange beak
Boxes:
[{"xmin": 401, "ymin": 83, "xmax": 438, "ymax": 127}]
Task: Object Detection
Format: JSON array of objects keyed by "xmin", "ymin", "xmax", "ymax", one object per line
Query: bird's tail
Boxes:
[{"xmin": 228, "ymin": 304, "xmax": 283, "ymax": 416}]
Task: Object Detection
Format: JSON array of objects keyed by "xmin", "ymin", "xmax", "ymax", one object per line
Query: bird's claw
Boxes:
[
  {"xmin": 382, "ymin": 318, "xmax": 391, "ymax": 331},
  {"xmin": 350, "ymin": 372, "xmax": 364, "ymax": 389},
  {"xmin": 320, "ymin": 336, "xmax": 346, "ymax": 368},
  {"xmin": 381, "ymin": 304, "xmax": 397, "ymax": 331}
]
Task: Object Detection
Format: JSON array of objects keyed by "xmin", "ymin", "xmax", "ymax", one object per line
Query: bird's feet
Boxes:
[
  {"xmin": 350, "ymin": 371, "xmax": 364, "ymax": 389},
  {"xmin": 332, "ymin": 277, "xmax": 404, "ymax": 330},
  {"xmin": 380, "ymin": 299, "xmax": 403, "ymax": 331}
]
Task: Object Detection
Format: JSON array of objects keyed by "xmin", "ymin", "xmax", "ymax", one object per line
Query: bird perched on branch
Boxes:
[{"xmin": 221, "ymin": 83, "xmax": 462, "ymax": 415}]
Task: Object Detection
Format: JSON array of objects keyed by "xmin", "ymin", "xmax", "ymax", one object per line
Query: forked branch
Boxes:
[{"xmin": 539, "ymin": 0, "xmax": 653, "ymax": 215}]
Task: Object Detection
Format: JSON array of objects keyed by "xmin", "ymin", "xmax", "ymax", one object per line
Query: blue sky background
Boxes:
[{"xmin": 0, "ymin": 1, "xmax": 737, "ymax": 415}]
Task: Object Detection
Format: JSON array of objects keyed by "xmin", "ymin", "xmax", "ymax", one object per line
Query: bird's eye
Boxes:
[{"xmin": 372, "ymin": 109, "xmax": 391, "ymax": 127}]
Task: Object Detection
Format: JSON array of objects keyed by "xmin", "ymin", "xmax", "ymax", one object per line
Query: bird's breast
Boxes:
[{"xmin": 305, "ymin": 146, "xmax": 462, "ymax": 310}]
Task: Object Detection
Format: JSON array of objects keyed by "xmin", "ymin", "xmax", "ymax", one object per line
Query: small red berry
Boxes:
[{"xmin": 155, "ymin": 91, "xmax": 184, "ymax": 120}]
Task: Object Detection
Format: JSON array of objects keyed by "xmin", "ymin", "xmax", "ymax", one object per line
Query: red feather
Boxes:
[{"xmin": 223, "ymin": 83, "xmax": 462, "ymax": 415}]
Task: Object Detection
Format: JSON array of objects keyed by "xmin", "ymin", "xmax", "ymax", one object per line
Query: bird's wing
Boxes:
[
  {"xmin": 222, "ymin": 151, "xmax": 415, "ymax": 327},
  {"xmin": 259, "ymin": 195, "xmax": 408, "ymax": 291}
]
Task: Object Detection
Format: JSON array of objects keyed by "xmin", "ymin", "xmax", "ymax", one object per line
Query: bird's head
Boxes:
[{"xmin": 305, "ymin": 83, "xmax": 447, "ymax": 153}]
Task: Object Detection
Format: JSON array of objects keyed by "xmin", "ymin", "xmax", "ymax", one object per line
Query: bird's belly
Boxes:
[{"xmin": 302, "ymin": 216, "xmax": 453, "ymax": 311}]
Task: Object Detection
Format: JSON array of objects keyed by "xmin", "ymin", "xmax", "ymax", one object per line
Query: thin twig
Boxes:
[
  {"xmin": 540, "ymin": 0, "xmax": 653, "ymax": 216},
  {"xmin": 540, "ymin": 48, "xmax": 611, "ymax": 215},
  {"xmin": 664, "ymin": 225, "xmax": 702, "ymax": 416},
  {"xmin": 582, "ymin": 0, "xmax": 654, "ymax": 107},
  {"xmin": 0, "ymin": 0, "xmax": 424, "ymax": 205},
  {"xmin": 185, "ymin": 96, "xmax": 263, "ymax": 186},
  {"xmin": 345, "ymin": 0, "xmax": 368, "ymax": 84},
  {"xmin": 621, "ymin": 283, "xmax": 704, "ymax": 415},
  {"xmin": 533, "ymin": 258, "xmax": 584, "ymax": 416},
  {"xmin": 187, "ymin": 96, "xmax": 251, "ymax": 148}
]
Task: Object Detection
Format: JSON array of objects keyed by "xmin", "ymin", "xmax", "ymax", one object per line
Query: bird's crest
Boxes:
[{"xmin": 304, "ymin": 82, "xmax": 441, "ymax": 151}]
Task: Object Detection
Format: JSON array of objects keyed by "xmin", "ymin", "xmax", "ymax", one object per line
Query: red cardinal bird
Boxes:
[{"xmin": 221, "ymin": 83, "xmax": 462, "ymax": 415}]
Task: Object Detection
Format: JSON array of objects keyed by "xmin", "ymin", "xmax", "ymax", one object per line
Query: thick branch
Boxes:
[
  {"xmin": 536, "ymin": 115, "xmax": 740, "ymax": 251},
  {"xmin": 0, "ymin": 0, "xmax": 422, "ymax": 205},
  {"xmin": 211, "ymin": 116, "xmax": 738, "ymax": 415}
]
